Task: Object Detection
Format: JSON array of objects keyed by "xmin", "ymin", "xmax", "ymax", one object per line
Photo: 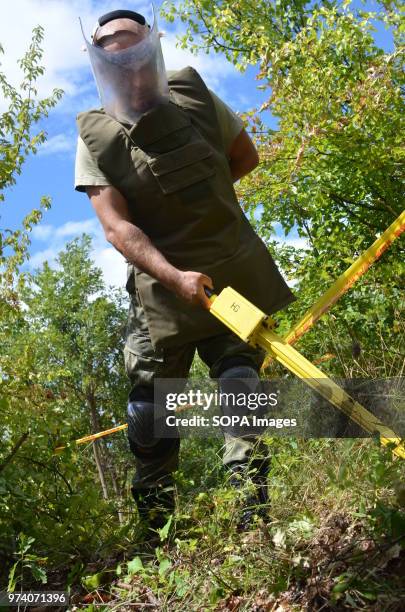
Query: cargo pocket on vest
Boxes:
[{"xmin": 146, "ymin": 140, "xmax": 216, "ymax": 195}]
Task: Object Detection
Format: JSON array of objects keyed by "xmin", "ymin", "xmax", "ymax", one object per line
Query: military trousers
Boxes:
[{"xmin": 123, "ymin": 290, "xmax": 268, "ymax": 491}]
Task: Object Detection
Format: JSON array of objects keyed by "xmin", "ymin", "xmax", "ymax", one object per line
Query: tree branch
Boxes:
[{"xmin": 0, "ymin": 431, "xmax": 29, "ymax": 473}]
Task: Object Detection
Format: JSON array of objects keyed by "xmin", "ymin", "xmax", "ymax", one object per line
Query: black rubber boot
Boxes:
[
  {"xmin": 227, "ymin": 459, "xmax": 270, "ymax": 531},
  {"xmin": 131, "ymin": 485, "xmax": 175, "ymax": 532}
]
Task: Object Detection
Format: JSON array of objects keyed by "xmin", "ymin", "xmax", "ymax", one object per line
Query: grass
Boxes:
[{"xmin": 59, "ymin": 435, "xmax": 405, "ymax": 611}]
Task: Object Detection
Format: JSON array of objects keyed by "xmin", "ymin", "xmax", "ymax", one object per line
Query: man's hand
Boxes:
[{"xmin": 172, "ymin": 271, "xmax": 213, "ymax": 309}]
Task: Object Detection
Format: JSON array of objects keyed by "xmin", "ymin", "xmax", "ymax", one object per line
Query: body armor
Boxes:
[{"xmin": 77, "ymin": 66, "xmax": 295, "ymax": 349}]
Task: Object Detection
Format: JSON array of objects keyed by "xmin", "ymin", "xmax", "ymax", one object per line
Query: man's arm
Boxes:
[
  {"xmin": 86, "ymin": 185, "xmax": 213, "ymax": 308},
  {"xmin": 207, "ymin": 89, "xmax": 259, "ymax": 183},
  {"xmin": 228, "ymin": 128, "xmax": 260, "ymax": 183}
]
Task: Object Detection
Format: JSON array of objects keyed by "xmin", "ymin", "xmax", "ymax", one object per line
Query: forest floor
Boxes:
[{"xmin": 13, "ymin": 437, "xmax": 403, "ymax": 612}]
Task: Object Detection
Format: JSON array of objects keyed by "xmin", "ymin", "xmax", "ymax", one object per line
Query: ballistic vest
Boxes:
[{"xmin": 77, "ymin": 66, "xmax": 295, "ymax": 349}]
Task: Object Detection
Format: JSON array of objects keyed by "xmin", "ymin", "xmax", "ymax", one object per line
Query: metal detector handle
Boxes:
[{"xmin": 204, "ymin": 286, "xmax": 215, "ymax": 299}]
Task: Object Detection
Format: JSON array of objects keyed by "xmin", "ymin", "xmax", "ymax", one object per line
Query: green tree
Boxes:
[
  {"xmin": 0, "ymin": 24, "xmax": 64, "ymax": 584},
  {"xmin": 161, "ymin": 0, "xmax": 404, "ymax": 376},
  {"xmin": 1, "ymin": 236, "xmax": 132, "ymax": 583},
  {"xmin": 0, "ymin": 25, "xmax": 62, "ymax": 291}
]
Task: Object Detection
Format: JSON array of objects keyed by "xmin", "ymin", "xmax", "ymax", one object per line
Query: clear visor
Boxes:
[{"xmin": 80, "ymin": 3, "xmax": 169, "ymax": 124}]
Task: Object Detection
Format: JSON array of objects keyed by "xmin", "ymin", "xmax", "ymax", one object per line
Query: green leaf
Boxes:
[
  {"xmin": 82, "ymin": 572, "xmax": 104, "ymax": 590},
  {"xmin": 157, "ymin": 514, "xmax": 173, "ymax": 542},
  {"xmin": 360, "ymin": 591, "xmax": 377, "ymax": 601},
  {"xmin": 7, "ymin": 562, "xmax": 18, "ymax": 592},
  {"xmin": 158, "ymin": 558, "xmax": 171, "ymax": 576},
  {"xmin": 333, "ymin": 580, "xmax": 350, "ymax": 594},
  {"xmin": 31, "ymin": 564, "xmax": 47, "ymax": 584},
  {"xmin": 127, "ymin": 557, "xmax": 144, "ymax": 575}
]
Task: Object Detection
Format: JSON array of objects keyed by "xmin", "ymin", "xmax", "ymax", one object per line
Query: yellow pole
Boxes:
[
  {"xmin": 285, "ymin": 210, "xmax": 405, "ymax": 345},
  {"xmin": 255, "ymin": 327, "xmax": 404, "ymax": 459},
  {"xmin": 208, "ymin": 287, "xmax": 404, "ymax": 459},
  {"xmin": 262, "ymin": 210, "xmax": 405, "ymax": 370},
  {"xmin": 52, "ymin": 404, "xmax": 203, "ymax": 454},
  {"xmin": 53, "ymin": 424, "xmax": 128, "ymax": 453}
]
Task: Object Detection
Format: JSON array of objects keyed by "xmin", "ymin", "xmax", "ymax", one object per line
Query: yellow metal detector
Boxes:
[
  {"xmin": 53, "ymin": 212, "xmax": 404, "ymax": 456},
  {"xmin": 204, "ymin": 286, "xmax": 405, "ymax": 459}
]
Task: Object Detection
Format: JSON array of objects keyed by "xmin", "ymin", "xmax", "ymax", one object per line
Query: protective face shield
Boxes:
[{"xmin": 80, "ymin": 5, "xmax": 169, "ymax": 124}]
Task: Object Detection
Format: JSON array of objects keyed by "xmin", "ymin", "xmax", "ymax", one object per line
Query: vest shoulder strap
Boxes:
[
  {"xmin": 167, "ymin": 66, "xmax": 212, "ymax": 109},
  {"xmin": 168, "ymin": 66, "xmax": 221, "ymax": 146},
  {"xmin": 76, "ymin": 65, "xmax": 222, "ymax": 177}
]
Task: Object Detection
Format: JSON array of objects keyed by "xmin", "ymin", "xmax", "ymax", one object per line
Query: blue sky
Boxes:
[{"xmin": 0, "ymin": 0, "xmax": 394, "ymax": 288}]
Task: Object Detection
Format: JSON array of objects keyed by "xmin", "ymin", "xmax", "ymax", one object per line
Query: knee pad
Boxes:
[
  {"xmin": 219, "ymin": 364, "xmax": 261, "ymax": 397},
  {"xmin": 216, "ymin": 356, "xmax": 259, "ymax": 379},
  {"xmin": 127, "ymin": 400, "xmax": 178, "ymax": 459},
  {"xmin": 218, "ymin": 364, "xmax": 264, "ymax": 431},
  {"xmin": 219, "ymin": 364, "xmax": 259, "ymax": 381},
  {"xmin": 127, "ymin": 400, "xmax": 157, "ymax": 453},
  {"xmin": 128, "ymin": 385, "xmax": 154, "ymax": 404}
]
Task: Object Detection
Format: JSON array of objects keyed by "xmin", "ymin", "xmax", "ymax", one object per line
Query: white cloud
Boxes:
[
  {"xmin": 37, "ymin": 133, "xmax": 77, "ymax": 156},
  {"xmin": 28, "ymin": 218, "xmax": 127, "ymax": 288},
  {"xmin": 0, "ymin": 0, "xmax": 120, "ymax": 106},
  {"xmin": 276, "ymin": 236, "xmax": 309, "ymax": 250},
  {"xmin": 31, "ymin": 224, "xmax": 53, "ymax": 240},
  {"xmin": 0, "ymin": 0, "xmax": 243, "ymax": 115},
  {"xmin": 54, "ymin": 218, "xmax": 100, "ymax": 238},
  {"xmin": 31, "ymin": 219, "xmax": 99, "ymax": 241},
  {"xmin": 160, "ymin": 30, "xmax": 238, "ymax": 100},
  {"xmin": 28, "ymin": 247, "xmax": 56, "ymax": 269},
  {"xmin": 93, "ymin": 247, "xmax": 127, "ymax": 288}
]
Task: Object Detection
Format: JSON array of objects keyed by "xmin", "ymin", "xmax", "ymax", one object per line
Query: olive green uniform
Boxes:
[
  {"xmin": 75, "ymin": 66, "xmax": 295, "ymax": 489},
  {"xmin": 75, "ymin": 88, "xmax": 245, "ymax": 192}
]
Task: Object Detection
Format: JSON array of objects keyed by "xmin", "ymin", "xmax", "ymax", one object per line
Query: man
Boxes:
[{"xmin": 75, "ymin": 8, "xmax": 295, "ymax": 532}]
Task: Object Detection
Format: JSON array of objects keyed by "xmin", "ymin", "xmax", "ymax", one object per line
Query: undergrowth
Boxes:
[{"xmin": 5, "ymin": 436, "xmax": 404, "ymax": 611}]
